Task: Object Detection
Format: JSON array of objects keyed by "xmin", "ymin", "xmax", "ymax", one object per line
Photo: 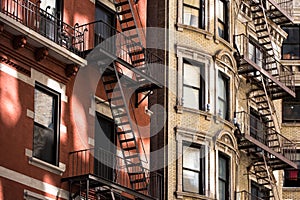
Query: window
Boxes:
[
  {"xmin": 218, "ymin": 72, "xmax": 229, "ymax": 120},
  {"xmin": 283, "ymin": 87, "xmax": 300, "ymax": 122},
  {"xmin": 33, "ymin": 83, "xmax": 60, "ymax": 166},
  {"xmin": 182, "ymin": 143, "xmax": 205, "ymax": 194},
  {"xmin": 39, "ymin": 0, "xmax": 63, "ymax": 40},
  {"xmin": 282, "ymin": 26, "xmax": 300, "ymax": 60},
  {"xmin": 94, "ymin": 112, "xmax": 116, "ymax": 180},
  {"xmin": 183, "ymin": 0, "xmax": 205, "ymax": 29},
  {"xmin": 249, "ymin": 40, "xmax": 264, "ymax": 67},
  {"xmin": 219, "ymin": 153, "xmax": 230, "ymax": 200},
  {"xmin": 250, "ymin": 108, "xmax": 266, "ymax": 143},
  {"xmin": 218, "ymin": 0, "xmax": 228, "ymax": 41},
  {"xmin": 251, "ymin": 181, "xmax": 270, "ymax": 199},
  {"xmin": 95, "ymin": 4, "xmax": 115, "ymax": 45},
  {"xmin": 183, "ymin": 59, "xmax": 205, "ymax": 110},
  {"xmin": 284, "ymin": 150, "xmax": 300, "ymax": 187}
]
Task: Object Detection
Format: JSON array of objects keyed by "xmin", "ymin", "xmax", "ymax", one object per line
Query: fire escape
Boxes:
[
  {"xmin": 234, "ymin": 0, "xmax": 297, "ymax": 199},
  {"xmin": 62, "ymin": 0, "xmax": 163, "ymax": 199}
]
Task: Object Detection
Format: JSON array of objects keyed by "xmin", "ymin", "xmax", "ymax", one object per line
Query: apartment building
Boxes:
[{"xmin": 0, "ymin": 0, "xmax": 299, "ymax": 200}]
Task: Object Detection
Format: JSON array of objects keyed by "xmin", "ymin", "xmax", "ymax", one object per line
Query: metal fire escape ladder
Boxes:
[
  {"xmin": 114, "ymin": 0, "xmax": 148, "ymax": 80},
  {"xmin": 101, "ymin": 64, "xmax": 148, "ymax": 194}
]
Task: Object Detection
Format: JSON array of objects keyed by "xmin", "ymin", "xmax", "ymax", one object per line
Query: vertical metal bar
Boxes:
[{"xmin": 86, "ymin": 179, "xmax": 89, "ymax": 200}]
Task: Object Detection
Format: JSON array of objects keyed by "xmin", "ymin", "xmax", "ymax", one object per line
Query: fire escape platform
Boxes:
[
  {"xmin": 243, "ymin": 134, "xmax": 298, "ymax": 169},
  {"xmin": 62, "ymin": 174, "xmax": 156, "ymax": 200},
  {"xmin": 266, "ymin": 0, "xmax": 294, "ymax": 24},
  {"xmin": 240, "ymin": 57, "xmax": 295, "ymax": 98}
]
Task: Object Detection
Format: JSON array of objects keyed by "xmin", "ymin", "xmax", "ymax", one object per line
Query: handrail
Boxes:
[
  {"xmin": 68, "ymin": 147, "xmax": 162, "ymax": 199},
  {"xmin": 0, "ymin": 0, "xmax": 85, "ymax": 57},
  {"xmin": 234, "ymin": 34, "xmax": 295, "ymax": 93},
  {"xmin": 235, "ymin": 111, "xmax": 297, "ymax": 161}
]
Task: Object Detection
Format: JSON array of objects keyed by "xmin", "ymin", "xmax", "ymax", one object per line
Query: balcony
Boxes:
[
  {"xmin": 235, "ymin": 111, "xmax": 297, "ymax": 169},
  {"xmin": 61, "ymin": 148, "xmax": 162, "ymax": 200},
  {"xmin": 234, "ymin": 34, "xmax": 295, "ymax": 99},
  {"xmin": 0, "ymin": 0, "xmax": 86, "ymax": 65}
]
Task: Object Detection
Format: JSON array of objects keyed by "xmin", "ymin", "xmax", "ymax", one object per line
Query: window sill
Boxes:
[
  {"xmin": 175, "ymin": 191, "xmax": 214, "ymax": 199},
  {"xmin": 177, "ymin": 106, "xmax": 212, "ymax": 120},
  {"xmin": 25, "ymin": 149, "xmax": 65, "ymax": 176},
  {"xmin": 214, "ymin": 36, "xmax": 234, "ymax": 52},
  {"xmin": 282, "ymin": 123, "xmax": 300, "ymax": 127},
  {"xmin": 176, "ymin": 23, "xmax": 213, "ymax": 40}
]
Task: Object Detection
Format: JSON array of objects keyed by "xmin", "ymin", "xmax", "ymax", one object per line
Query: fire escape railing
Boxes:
[
  {"xmin": 75, "ymin": 20, "xmax": 162, "ymax": 67},
  {"xmin": 234, "ymin": 34, "xmax": 295, "ymax": 94},
  {"xmin": 68, "ymin": 148, "xmax": 162, "ymax": 199},
  {"xmin": 235, "ymin": 111, "xmax": 296, "ymax": 162},
  {"xmin": 273, "ymin": 0, "xmax": 294, "ymax": 17},
  {"xmin": 0, "ymin": 0, "xmax": 85, "ymax": 57}
]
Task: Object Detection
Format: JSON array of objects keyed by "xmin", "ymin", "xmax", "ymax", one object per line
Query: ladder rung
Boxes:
[
  {"xmin": 120, "ymin": 17, "xmax": 134, "ymax": 24},
  {"xmin": 124, "ymin": 154, "xmax": 139, "ymax": 160},
  {"xmin": 123, "ymin": 146, "xmax": 137, "ymax": 151},
  {"xmin": 117, "ymin": 130, "xmax": 132, "ymax": 135},
  {"xmin": 119, "ymin": 137, "xmax": 135, "ymax": 143},
  {"xmin": 118, "ymin": 9, "xmax": 131, "ymax": 15},
  {"xmin": 128, "ymin": 171, "xmax": 144, "ymax": 176},
  {"xmin": 112, "ymin": 104, "xmax": 125, "ymax": 110},
  {"xmin": 131, "ymin": 178, "xmax": 147, "ymax": 184},
  {"xmin": 122, "ymin": 25, "xmax": 136, "ymax": 32},
  {"xmin": 114, "ymin": 112, "xmax": 127, "ymax": 118},
  {"xmin": 127, "ymin": 163, "xmax": 141, "ymax": 168},
  {"xmin": 103, "ymin": 79, "xmax": 117, "ymax": 85},
  {"xmin": 258, "ymin": 35, "xmax": 269, "ymax": 39},
  {"xmin": 132, "ymin": 58, "xmax": 146, "ymax": 64},
  {"xmin": 116, "ymin": 121, "xmax": 130, "ymax": 126},
  {"xmin": 129, "ymin": 49, "xmax": 144, "ymax": 56}
]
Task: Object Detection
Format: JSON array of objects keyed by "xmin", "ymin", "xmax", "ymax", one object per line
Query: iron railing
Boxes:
[
  {"xmin": 234, "ymin": 34, "xmax": 295, "ymax": 93},
  {"xmin": 235, "ymin": 111, "xmax": 296, "ymax": 161},
  {"xmin": 275, "ymin": 0, "xmax": 293, "ymax": 17},
  {"xmin": 75, "ymin": 20, "xmax": 162, "ymax": 68},
  {"xmin": 68, "ymin": 147, "xmax": 162, "ymax": 199},
  {"xmin": 0, "ymin": 0, "xmax": 85, "ymax": 56},
  {"xmin": 236, "ymin": 190, "xmax": 265, "ymax": 200}
]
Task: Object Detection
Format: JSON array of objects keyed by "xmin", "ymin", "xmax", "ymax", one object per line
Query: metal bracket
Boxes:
[{"xmin": 135, "ymin": 90, "xmax": 152, "ymax": 108}]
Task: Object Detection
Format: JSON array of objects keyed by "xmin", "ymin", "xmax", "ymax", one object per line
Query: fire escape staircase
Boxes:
[{"xmin": 235, "ymin": 0, "xmax": 297, "ymax": 198}]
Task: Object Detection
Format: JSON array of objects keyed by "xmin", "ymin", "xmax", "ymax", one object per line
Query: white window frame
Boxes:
[{"xmin": 176, "ymin": 46, "xmax": 211, "ymax": 113}]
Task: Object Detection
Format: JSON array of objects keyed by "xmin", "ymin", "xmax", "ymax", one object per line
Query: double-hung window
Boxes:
[
  {"xmin": 219, "ymin": 153, "xmax": 230, "ymax": 200},
  {"xmin": 33, "ymin": 83, "xmax": 60, "ymax": 166},
  {"xmin": 183, "ymin": 0, "xmax": 205, "ymax": 29},
  {"xmin": 249, "ymin": 41, "xmax": 263, "ymax": 68},
  {"xmin": 218, "ymin": 72, "xmax": 229, "ymax": 120},
  {"xmin": 217, "ymin": 0, "xmax": 228, "ymax": 41},
  {"xmin": 182, "ymin": 143, "xmax": 205, "ymax": 194},
  {"xmin": 183, "ymin": 59, "xmax": 205, "ymax": 110},
  {"xmin": 282, "ymin": 87, "xmax": 300, "ymax": 122},
  {"xmin": 282, "ymin": 26, "xmax": 300, "ymax": 60},
  {"xmin": 95, "ymin": 4, "xmax": 115, "ymax": 45}
]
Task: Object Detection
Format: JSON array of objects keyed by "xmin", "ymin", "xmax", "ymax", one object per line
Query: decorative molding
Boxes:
[
  {"xmin": 65, "ymin": 64, "xmax": 79, "ymax": 77},
  {"xmin": 0, "ymin": 54, "xmax": 31, "ymax": 75},
  {"xmin": 13, "ymin": 35, "xmax": 27, "ymax": 49},
  {"xmin": 35, "ymin": 47, "xmax": 49, "ymax": 62}
]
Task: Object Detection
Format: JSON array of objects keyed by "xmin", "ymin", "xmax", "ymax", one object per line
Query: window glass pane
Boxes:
[
  {"xmin": 183, "ymin": 145, "xmax": 200, "ymax": 170},
  {"xmin": 218, "ymin": 22, "xmax": 225, "ymax": 39},
  {"xmin": 218, "ymin": 0, "xmax": 224, "ymax": 22},
  {"xmin": 282, "ymin": 44, "xmax": 300, "ymax": 59},
  {"xmin": 184, "ymin": 0, "xmax": 200, "ymax": 7},
  {"xmin": 283, "ymin": 27, "xmax": 300, "ymax": 43},
  {"xmin": 183, "ymin": 6, "xmax": 199, "ymax": 27},
  {"xmin": 183, "ymin": 63, "xmax": 200, "ymax": 87},
  {"xmin": 218, "ymin": 73, "xmax": 227, "ymax": 100},
  {"xmin": 34, "ymin": 89, "xmax": 55, "ymax": 128},
  {"xmin": 219, "ymin": 180, "xmax": 226, "ymax": 200},
  {"xmin": 219, "ymin": 156, "xmax": 227, "ymax": 179},
  {"xmin": 183, "ymin": 86, "xmax": 199, "ymax": 109},
  {"xmin": 183, "ymin": 170, "xmax": 199, "ymax": 193}
]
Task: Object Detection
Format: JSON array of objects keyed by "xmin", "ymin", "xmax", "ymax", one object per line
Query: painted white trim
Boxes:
[
  {"xmin": 0, "ymin": 166, "xmax": 69, "ymax": 199},
  {"xmin": 25, "ymin": 149, "xmax": 66, "ymax": 176},
  {"xmin": 27, "ymin": 109, "xmax": 34, "ymax": 119},
  {"xmin": 0, "ymin": 63, "xmax": 34, "ymax": 86},
  {"xmin": 24, "ymin": 189, "xmax": 55, "ymax": 200}
]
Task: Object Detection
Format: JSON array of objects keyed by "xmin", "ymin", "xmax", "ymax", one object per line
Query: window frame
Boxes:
[
  {"xmin": 282, "ymin": 25, "xmax": 300, "ymax": 60},
  {"xmin": 284, "ymin": 149, "xmax": 300, "ymax": 187},
  {"xmin": 182, "ymin": 0, "xmax": 205, "ymax": 29},
  {"xmin": 217, "ymin": 0, "xmax": 229, "ymax": 41},
  {"xmin": 182, "ymin": 58, "xmax": 205, "ymax": 110},
  {"xmin": 282, "ymin": 87, "xmax": 300, "ymax": 123},
  {"xmin": 217, "ymin": 71, "xmax": 230, "ymax": 120},
  {"xmin": 218, "ymin": 152, "xmax": 230, "ymax": 200},
  {"xmin": 182, "ymin": 142, "xmax": 205, "ymax": 195},
  {"xmin": 33, "ymin": 82, "xmax": 61, "ymax": 166}
]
